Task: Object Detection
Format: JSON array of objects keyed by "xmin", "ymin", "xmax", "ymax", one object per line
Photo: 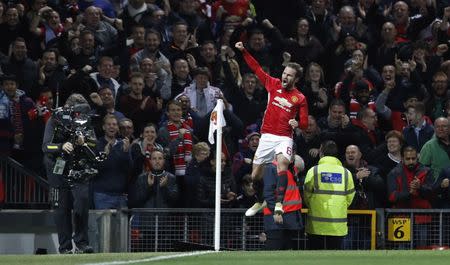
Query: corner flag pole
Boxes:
[{"xmin": 213, "ymin": 100, "xmax": 223, "ymax": 252}]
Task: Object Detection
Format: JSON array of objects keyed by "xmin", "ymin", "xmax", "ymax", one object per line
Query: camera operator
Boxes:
[{"xmin": 42, "ymin": 93, "xmax": 96, "ymax": 254}]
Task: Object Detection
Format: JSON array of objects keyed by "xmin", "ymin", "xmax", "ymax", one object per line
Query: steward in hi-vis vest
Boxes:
[{"xmin": 303, "ymin": 140, "xmax": 355, "ymax": 250}]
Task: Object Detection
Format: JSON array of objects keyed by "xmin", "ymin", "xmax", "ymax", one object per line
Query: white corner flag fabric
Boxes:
[{"xmin": 208, "ymin": 100, "xmax": 226, "ymax": 144}]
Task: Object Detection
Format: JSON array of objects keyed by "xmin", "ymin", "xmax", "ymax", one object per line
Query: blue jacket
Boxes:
[{"xmin": 403, "ymin": 122, "xmax": 434, "ymax": 152}]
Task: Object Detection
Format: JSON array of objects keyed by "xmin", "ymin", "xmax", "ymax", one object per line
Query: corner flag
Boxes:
[{"xmin": 208, "ymin": 99, "xmax": 226, "ymax": 144}]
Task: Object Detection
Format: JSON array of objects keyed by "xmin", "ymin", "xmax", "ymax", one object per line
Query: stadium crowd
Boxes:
[{"xmin": 1, "ymin": 0, "xmax": 450, "ymax": 213}]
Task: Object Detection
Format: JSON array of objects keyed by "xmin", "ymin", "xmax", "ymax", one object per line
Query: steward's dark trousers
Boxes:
[{"xmin": 308, "ymin": 234, "xmax": 344, "ymax": 250}]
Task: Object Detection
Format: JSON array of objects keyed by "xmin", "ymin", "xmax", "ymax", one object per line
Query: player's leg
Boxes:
[
  {"xmin": 273, "ymin": 138, "xmax": 294, "ymax": 214},
  {"xmin": 245, "ymin": 163, "xmax": 268, "ymax": 217},
  {"xmin": 245, "ymin": 135, "xmax": 274, "ymax": 217},
  {"xmin": 251, "ymin": 162, "xmax": 265, "ymax": 201}
]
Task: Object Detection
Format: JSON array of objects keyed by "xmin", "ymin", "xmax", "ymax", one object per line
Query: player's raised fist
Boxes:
[{"xmin": 235, "ymin": 42, "xmax": 244, "ymax": 51}]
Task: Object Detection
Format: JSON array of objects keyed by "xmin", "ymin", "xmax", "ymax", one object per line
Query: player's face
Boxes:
[{"xmin": 281, "ymin": 67, "xmax": 298, "ymax": 90}]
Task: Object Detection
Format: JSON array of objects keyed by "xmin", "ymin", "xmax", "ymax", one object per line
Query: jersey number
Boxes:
[{"xmin": 286, "ymin": 147, "xmax": 292, "ymax": 156}]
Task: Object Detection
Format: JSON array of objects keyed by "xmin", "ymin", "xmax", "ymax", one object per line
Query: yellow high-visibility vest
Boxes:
[{"xmin": 303, "ymin": 156, "xmax": 355, "ymax": 236}]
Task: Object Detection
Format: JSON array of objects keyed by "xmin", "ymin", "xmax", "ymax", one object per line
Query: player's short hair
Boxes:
[{"xmin": 285, "ymin": 62, "xmax": 303, "ymax": 80}]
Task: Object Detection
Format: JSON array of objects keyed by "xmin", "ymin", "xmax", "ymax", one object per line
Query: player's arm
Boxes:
[
  {"xmin": 235, "ymin": 42, "xmax": 278, "ymax": 92},
  {"xmin": 297, "ymin": 96, "xmax": 309, "ymax": 130}
]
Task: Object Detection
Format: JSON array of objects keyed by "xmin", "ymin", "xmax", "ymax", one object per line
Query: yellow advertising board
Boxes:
[{"xmin": 387, "ymin": 217, "xmax": 411, "ymax": 241}]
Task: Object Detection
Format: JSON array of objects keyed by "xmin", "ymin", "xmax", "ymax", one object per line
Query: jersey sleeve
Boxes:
[{"xmin": 242, "ymin": 49, "xmax": 279, "ymax": 93}]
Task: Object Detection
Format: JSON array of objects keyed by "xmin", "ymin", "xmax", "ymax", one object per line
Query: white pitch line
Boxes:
[{"xmin": 81, "ymin": 250, "xmax": 216, "ymax": 265}]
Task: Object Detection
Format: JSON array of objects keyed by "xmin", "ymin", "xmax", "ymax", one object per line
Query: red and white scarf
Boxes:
[{"xmin": 167, "ymin": 120, "xmax": 193, "ymax": 176}]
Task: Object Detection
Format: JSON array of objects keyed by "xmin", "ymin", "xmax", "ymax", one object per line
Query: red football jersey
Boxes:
[{"xmin": 242, "ymin": 49, "xmax": 308, "ymax": 138}]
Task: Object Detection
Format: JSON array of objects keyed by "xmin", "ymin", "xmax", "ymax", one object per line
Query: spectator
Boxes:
[
  {"xmin": 174, "ymin": 93, "xmax": 201, "ymax": 135},
  {"xmin": 373, "ymin": 130, "xmax": 405, "ymax": 191},
  {"xmin": 434, "ymin": 166, "xmax": 450, "ymax": 208},
  {"xmin": 230, "ymin": 18, "xmax": 274, "ymax": 73},
  {"xmin": 273, "ymin": 18, "xmax": 325, "ymax": 69},
  {"xmin": 162, "ymin": 21, "xmax": 198, "ymax": 62},
  {"xmin": 93, "ymin": 114, "xmax": 132, "ymax": 209},
  {"xmin": 195, "ymin": 40, "xmax": 222, "ymax": 86},
  {"xmin": 329, "ymin": 6, "xmax": 369, "ymax": 44},
  {"xmin": 93, "ymin": 86, "xmax": 125, "ymax": 122},
  {"xmin": 302, "ymin": 62, "xmax": 329, "ymax": 119},
  {"xmin": 1, "ymin": 38, "xmax": 38, "ymax": 97},
  {"xmin": 403, "ymin": 102, "xmax": 434, "ymax": 151},
  {"xmin": 158, "ymin": 99, "xmax": 193, "ymax": 181},
  {"xmin": 352, "ymin": 107, "xmax": 384, "ymax": 163},
  {"xmin": 34, "ymin": 49, "xmax": 67, "ymax": 102},
  {"xmin": 67, "ymin": 30, "xmax": 102, "ymax": 70},
  {"xmin": 118, "ymin": 25, "xmax": 146, "ymax": 81},
  {"xmin": 318, "ymin": 99, "xmax": 356, "ymax": 156},
  {"xmin": 0, "ymin": 7, "xmax": 28, "ymax": 55},
  {"xmin": 128, "ymin": 149, "xmax": 178, "ymax": 208},
  {"xmin": 222, "ymin": 59, "xmax": 265, "ymax": 127},
  {"xmin": 184, "ymin": 141, "xmax": 210, "ymax": 208},
  {"xmin": 29, "ymin": 6, "xmax": 65, "ymax": 52},
  {"xmin": 178, "ymin": 67, "xmax": 224, "ymax": 118},
  {"xmin": 119, "ymin": 0, "xmax": 158, "ymax": 36},
  {"xmin": 232, "ymin": 130, "xmax": 260, "ymax": 183},
  {"xmin": 370, "ymin": 22, "xmax": 398, "ymax": 71},
  {"xmin": 345, "ymin": 145, "xmax": 384, "ymax": 209},
  {"xmin": 295, "ymin": 115, "xmax": 322, "ymax": 173},
  {"xmin": 303, "ymin": 0, "xmax": 333, "ymax": 45},
  {"xmin": 385, "ymin": 1, "xmax": 436, "ymax": 43},
  {"xmin": 118, "ymin": 72, "xmax": 163, "ymax": 135},
  {"xmin": 344, "ymin": 144, "xmax": 383, "ymax": 249},
  {"xmin": 419, "ymin": 117, "xmax": 450, "ymax": 181},
  {"xmin": 387, "ymin": 145, "xmax": 433, "ymax": 248},
  {"xmin": 119, "ymin": 118, "xmax": 135, "ymax": 141},
  {"xmin": 130, "ymin": 29, "xmax": 171, "ymax": 76},
  {"xmin": 81, "ymin": 6, "xmax": 117, "ymax": 51},
  {"xmin": 0, "ymin": 74, "xmax": 35, "ymax": 161},
  {"xmin": 89, "ymin": 56, "xmax": 121, "ymax": 98},
  {"xmin": 236, "ymin": 174, "xmax": 257, "ymax": 209},
  {"xmin": 375, "ymin": 65, "xmax": 425, "ymax": 132},
  {"xmin": 171, "ymin": 58, "xmax": 192, "ymax": 99},
  {"xmin": 340, "ymin": 79, "xmax": 377, "ymax": 121},
  {"xmin": 139, "ymin": 57, "xmax": 171, "ymax": 100},
  {"xmin": 424, "ymin": 71, "xmax": 449, "ymax": 121},
  {"xmin": 130, "ymin": 123, "xmax": 163, "ymax": 179},
  {"xmin": 197, "ymin": 151, "xmax": 237, "ymax": 208}
]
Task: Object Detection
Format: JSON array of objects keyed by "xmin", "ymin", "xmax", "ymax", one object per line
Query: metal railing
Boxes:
[
  {"xmin": 0, "ymin": 157, "xmax": 50, "ymax": 208},
  {"xmin": 380, "ymin": 209, "xmax": 450, "ymax": 250},
  {"xmin": 127, "ymin": 208, "xmax": 377, "ymax": 251}
]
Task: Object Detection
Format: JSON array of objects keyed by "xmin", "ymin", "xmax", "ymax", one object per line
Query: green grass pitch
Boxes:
[{"xmin": 1, "ymin": 250, "xmax": 450, "ymax": 265}]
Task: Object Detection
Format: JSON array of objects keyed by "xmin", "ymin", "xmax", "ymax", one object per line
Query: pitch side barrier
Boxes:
[
  {"xmin": 380, "ymin": 209, "xmax": 450, "ymax": 250},
  {"xmin": 126, "ymin": 208, "xmax": 377, "ymax": 251}
]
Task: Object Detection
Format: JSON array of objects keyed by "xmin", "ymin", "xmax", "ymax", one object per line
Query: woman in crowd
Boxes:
[{"xmin": 130, "ymin": 123, "xmax": 163, "ymax": 180}]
